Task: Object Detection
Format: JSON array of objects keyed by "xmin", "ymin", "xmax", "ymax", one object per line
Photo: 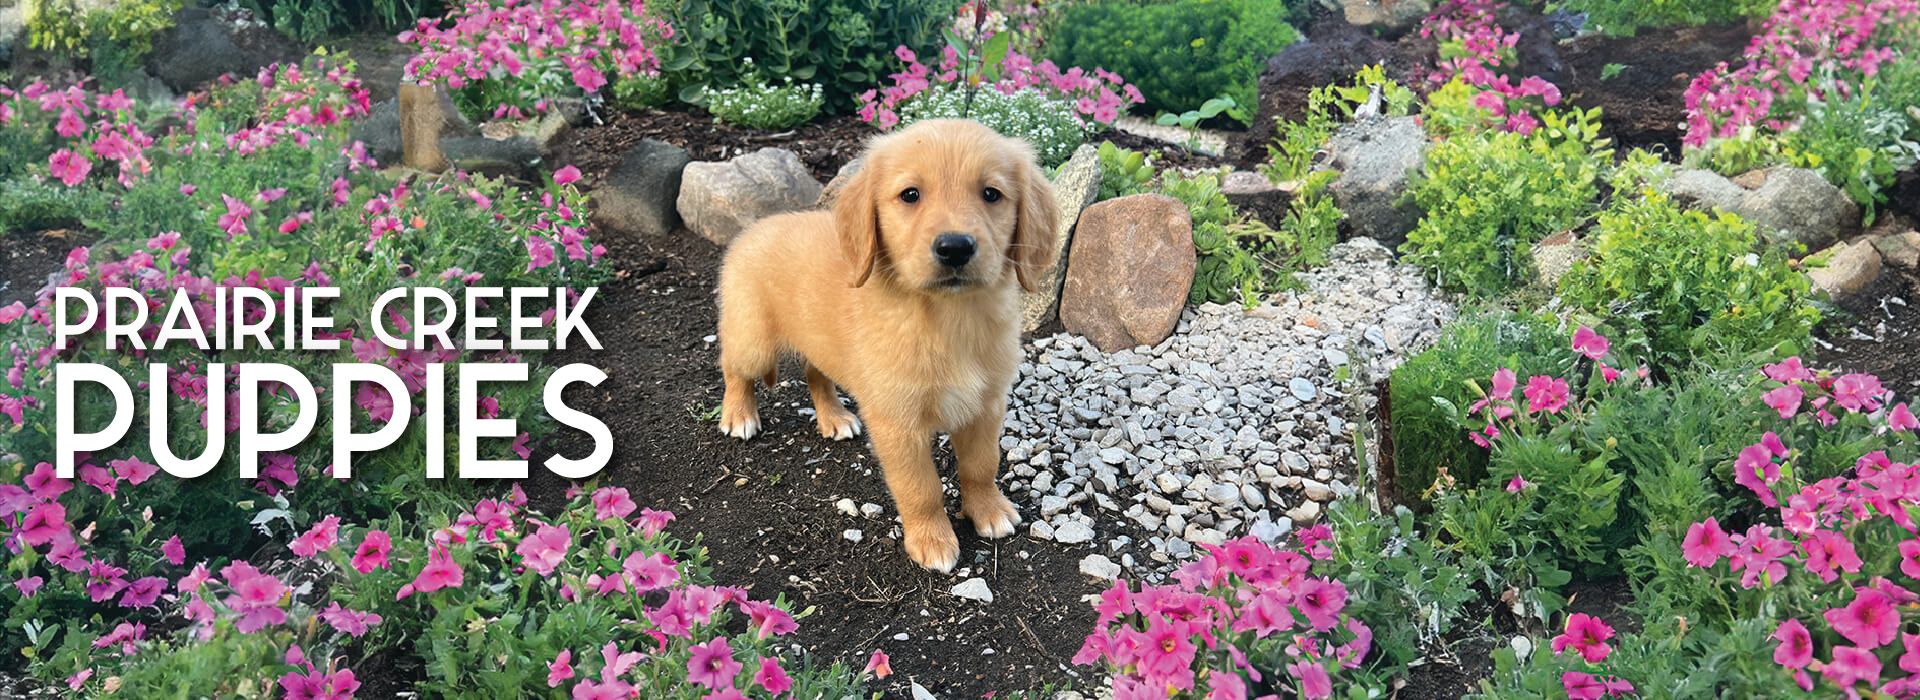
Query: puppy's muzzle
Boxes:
[{"xmin": 932, "ymin": 233, "xmax": 976, "ymax": 268}]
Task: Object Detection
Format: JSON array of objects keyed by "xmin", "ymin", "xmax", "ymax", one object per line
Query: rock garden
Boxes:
[{"xmin": 2, "ymin": 0, "xmax": 1920, "ymax": 698}]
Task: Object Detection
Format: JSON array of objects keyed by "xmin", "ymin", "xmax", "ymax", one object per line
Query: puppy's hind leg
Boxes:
[
  {"xmin": 716, "ymin": 294, "xmax": 776, "ymax": 440},
  {"xmin": 805, "ymin": 365, "xmax": 862, "ymax": 440}
]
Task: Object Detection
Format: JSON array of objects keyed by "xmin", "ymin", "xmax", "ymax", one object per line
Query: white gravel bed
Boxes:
[{"xmin": 1000, "ymin": 239, "xmax": 1455, "ymax": 578}]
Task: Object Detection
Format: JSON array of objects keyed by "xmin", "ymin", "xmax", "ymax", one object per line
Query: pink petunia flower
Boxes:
[
  {"xmin": 1571, "ymin": 326, "xmax": 1609, "ymax": 360},
  {"xmin": 547, "ymin": 649, "xmax": 574, "ymax": 687},
  {"xmin": 1683, "ymin": 517, "xmax": 1735, "ymax": 568},
  {"xmin": 1826, "ymin": 587, "xmax": 1899, "ymax": 649},
  {"xmin": 514, "ymin": 522, "xmax": 572, "ymax": 577},
  {"xmin": 686, "ymin": 637, "xmax": 740, "ymax": 689},
  {"xmin": 352, "ymin": 530, "xmax": 392, "ymax": 573},
  {"xmin": 1773, "ymin": 618, "xmax": 1813, "ymax": 668},
  {"xmin": 1551, "ymin": 613, "xmax": 1614, "ymax": 663},
  {"xmin": 290, "ymin": 515, "xmax": 341, "ymax": 558}
]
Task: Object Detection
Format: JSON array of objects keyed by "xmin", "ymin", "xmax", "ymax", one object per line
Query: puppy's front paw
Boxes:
[
  {"xmin": 816, "ymin": 410, "xmax": 863, "ymax": 441},
  {"xmin": 718, "ymin": 404, "xmax": 761, "ymax": 440},
  {"xmin": 963, "ymin": 490, "xmax": 1021, "ymax": 539},
  {"xmin": 902, "ymin": 517, "xmax": 960, "ymax": 573}
]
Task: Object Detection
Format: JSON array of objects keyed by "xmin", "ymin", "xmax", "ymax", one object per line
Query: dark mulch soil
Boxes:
[
  {"xmin": 1817, "ymin": 268, "xmax": 1920, "ymax": 392},
  {"xmin": 1237, "ymin": 8, "xmax": 1752, "ymax": 168},
  {"xmin": 1103, "ymin": 130, "xmax": 1233, "ymax": 172},
  {"xmin": 1556, "ymin": 23, "xmax": 1755, "ymax": 156},
  {"xmin": 522, "ymin": 224, "xmax": 1104, "ymax": 696},
  {"xmin": 555, "ymin": 109, "xmax": 876, "ymax": 183},
  {"xmin": 0, "ymin": 229, "xmax": 83, "ymax": 308}
]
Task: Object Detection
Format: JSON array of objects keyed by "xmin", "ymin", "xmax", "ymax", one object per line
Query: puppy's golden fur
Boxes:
[{"xmin": 714, "ymin": 120, "xmax": 1060, "ymax": 571}]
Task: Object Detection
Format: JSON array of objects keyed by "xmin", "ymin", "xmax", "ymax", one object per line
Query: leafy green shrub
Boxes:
[
  {"xmin": 653, "ymin": 0, "xmax": 958, "ymax": 110},
  {"xmin": 1162, "ymin": 168, "xmax": 1334, "ymax": 307},
  {"xmin": 25, "ymin": 0, "xmax": 180, "ymax": 83},
  {"xmin": 1047, "ymin": 0, "xmax": 1296, "ymax": 114},
  {"xmin": 896, "ymin": 86, "xmax": 1088, "ymax": 165},
  {"xmin": 1558, "ymin": 183, "xmax": 1818, "ymax": 368},
  {"xmin": 1548, "ymin": 0, "xmax": 1772, "ymax": 37},
  {"xmin": 703, "ymin": 71, "xmax": 825, "ymax": 129},
  {"xmin": 1095, "ymin": 141, "xmax": 1153, "ymax": 202},
  {"xmin": 1401, "ymin": 107, "xmax": 1608, "ymax": 297},
  {"xmin": 1388, "ymin": 310, "xmax": 1570, "ymax": 505}
]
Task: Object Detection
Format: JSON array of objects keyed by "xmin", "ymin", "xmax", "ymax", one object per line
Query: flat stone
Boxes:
[
  {"xmin": 1053, "ymin": 521, "xmax": 1095, "ymax": 544},
  {"xmin": 950, "ymin": 577, "xmax": 994, "ymax": 604},
  {"xmin": 1808, "ymin": 240, "xmax": 1883, "ymax": 300},
  {"xmin": 1079, "ymin": 554, "xmax": 1123, "ymax": 580}
]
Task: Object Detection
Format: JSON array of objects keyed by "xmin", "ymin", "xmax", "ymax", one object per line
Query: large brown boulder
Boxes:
[{"xmin": 1060, "ymin": 194, "xmax": 1196, "ymax": 352}]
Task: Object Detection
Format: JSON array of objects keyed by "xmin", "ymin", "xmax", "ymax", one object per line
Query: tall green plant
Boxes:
[
  {"xmin": 1047, "ymin": 0, "xmax": 1295, "ymax": 113},
  {"xmin": 647, "ymin": 0, "xmax": 957, "ymax": 110}
]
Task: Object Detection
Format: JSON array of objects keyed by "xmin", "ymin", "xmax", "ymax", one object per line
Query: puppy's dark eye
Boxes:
[
  {"xmin": 982, "ymin": 187, "xmax": 1003, "ymax": 203},
  {"xmin": 899, "ymin": 188, "xmax": 920, "ymax": 204}
]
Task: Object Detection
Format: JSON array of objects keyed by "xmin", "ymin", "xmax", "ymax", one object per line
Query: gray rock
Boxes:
[
  {"xmin": 1288, "ymin": 377, "xmax": 1318, "ymax": 402},
  {"xmin": 950, "ymin": 577, "xmax": 994, "ymax": 603},
  {"xmin": 1808, "ymin": 240, "xmax": 1884, "ymax": 300},
  {"xmin": 1053, "ymin": 521, "xmax": 1095, "ymax": 544},
  {"xmin": 1663, "ymin": 166, "xmax": 1858, "ymax": 251},
  {"xmin": 1028, "ymin": 520, "xmax": 1056, "ymax": 541},
  {"xmin": 1079, "ymin": 554, "xmax": 1123, "ymax": 580},
  {"xmin": 817, "ymin": 156, "xmax": 863, "ymax": 207},
  {"xmin": 1870, "ymin": 231, "xmax": 1920, "ymax": 269},
  {"xmin": 594, "ymin": 139, "xmax": 691, "ymax": 238},
  {"xmin": 1023, "ymin": 144, "xmax": 1104, "ymax": 332},
  {"xmin": 677, "ymin": 148, "xmax": 822, "ymax": 245},
  {"xmin": 146, "ymin": 8, "xmax": 303, "ymax": 92},
  {"xmin": 1060, "ymin": 194, "xmax": 1197, "ymax": 352},
  {"xmin": 1341, "ymin": 0, "xmax": 1435, "ymax": 34},
  {"xmin": 440, "ymin": 137, "xmax": 541, "ymax": 180},
  {"xmin": 1327, "ymin": 116, "xmax": 1427, "ymax": 247},
  {"xmin": 843, "ymin": 529, "xmax": 864, "ymax": 543}
]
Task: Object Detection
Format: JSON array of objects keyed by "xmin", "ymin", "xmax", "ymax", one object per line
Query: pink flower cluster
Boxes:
[
  {"xmin": 401, "ymin": 0, "xmax": 672, "ymax": 119},
  {"xmin": 1073, "ymin": 527, "xmax": 1369, "ymax": 699},
  {"xmin": 856, "ymin": 43, "xmax": 1142, "ymax": 130},
  {"xmin": 1682, "ymin": 0, "xmax": 1920, "ymax": 147},
  {"xmin": 1419, "ymin": 0, "xmax": 1564, "ymax": 134},
  {"xmin": 2, "ymin": 82, "xmax": 154, "ymax": 187},
  {"xmin": 1549, "ymin": 613, "xmax": 1637, "ymax": 698},
  {"xmin": 1681, "ymin": 358, "xmax": 1920, "ymax": 695},
  {"xmin": 1467, "ymin": 327, "xmax": 1643, "ymax": 448}
]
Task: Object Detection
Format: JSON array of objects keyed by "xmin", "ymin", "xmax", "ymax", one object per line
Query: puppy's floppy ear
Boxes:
[
  {"xmin": 1010, "ymin": 149, "xmax": 1061, "ymax": 294},
  {"xmin": 833, "ymin": 157, "xmax": 881, "ymax": 288}
]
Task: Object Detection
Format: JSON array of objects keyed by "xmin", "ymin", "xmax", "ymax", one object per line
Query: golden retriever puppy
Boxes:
[{"xmin": 714, "ymin": 119, "xmax": 1060, "ymax": 572}]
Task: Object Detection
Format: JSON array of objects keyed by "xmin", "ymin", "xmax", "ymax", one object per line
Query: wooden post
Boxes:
[{"xmin": 398, "ymin": 82, "xmax": 450, "ymax": 172}]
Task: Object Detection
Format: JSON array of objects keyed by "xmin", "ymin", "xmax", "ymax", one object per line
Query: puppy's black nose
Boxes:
[{"xmin": 932, "ymin": 233, "xmax": 976, "ymax": 268}]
